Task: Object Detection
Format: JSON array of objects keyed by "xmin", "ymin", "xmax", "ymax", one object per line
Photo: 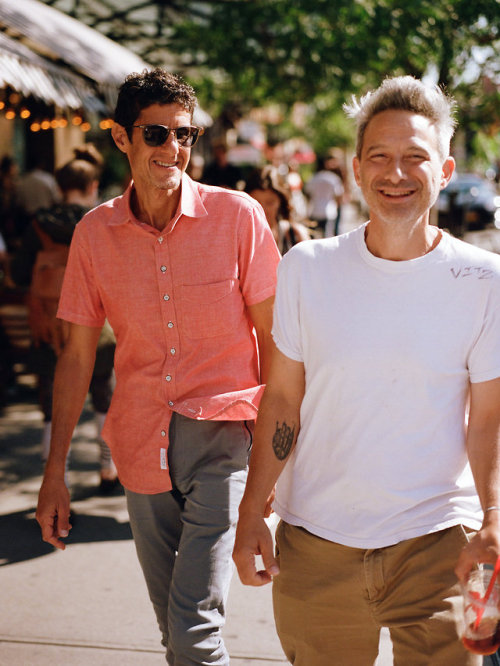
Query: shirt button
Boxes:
[
  {"xmin": 158, "ymin": 236, "xmax": 163, "ymax": 243},
  {"xmin": 161, "ymin": 430, "xmax": 166, "ymax": 437},
  {"xmin": 163, "ymin": 294, "xmax": 170, "ymax": 301},
  {"xmin": 165, "ymin": 375, "xmax": 172, "ymax": 382},
  {"xmin": 170, "ymin": 348, "xmax": 176, "ymax": 355},
  {"xmin": 167, "ymin": 321, "xmax": 174, "ymax": 328},
  {"xmin": 160, "ymin": 265, "xmax": 167, "ymax": 273},
  {"xmin": 168, "ymin": 401, "xmax": 174, "ymax": 407}
]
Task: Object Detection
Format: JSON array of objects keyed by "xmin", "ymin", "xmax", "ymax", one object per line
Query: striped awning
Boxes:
[
  {"xmin": 0, "ymin": 0, "xmax": 149, "ymax": 113},
  {"xmin": 0, "ymin": 32, "xmax": 106, "ymax": 112}
]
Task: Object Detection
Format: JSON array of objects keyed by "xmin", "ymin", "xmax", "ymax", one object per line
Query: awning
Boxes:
[
  {"xmin": 0, "ymin": 0, "xmax": 149, "ymax": 113},
  {"xmin": 0, "ymin": 31, "xmax": 106, "ymax": 112},
  {"xmin": 0, "ymin": 0, "xmax": 212, "ymax": 123}
]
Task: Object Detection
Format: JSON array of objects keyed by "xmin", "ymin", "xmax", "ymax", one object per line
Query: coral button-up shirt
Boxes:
[{"xmin": 58, "ymin": 175, "xmax": 280, "ymax": 493}]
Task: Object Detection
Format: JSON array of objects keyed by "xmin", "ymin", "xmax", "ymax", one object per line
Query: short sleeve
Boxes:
[
  {"xmin": 237, "ymin": 199, "xmax": 281, "ymax": 306},
  {"xmin": 272, "ymin": 248, "xmax": 304, "ymax": 362},
  {"xmin": 468, "ymin": 276, "xmax": 500, "ymax": 383}
]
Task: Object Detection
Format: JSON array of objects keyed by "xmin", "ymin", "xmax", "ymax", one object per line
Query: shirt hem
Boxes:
[{"xmin": 273, "ymin": 503, "xmax": 482, "ymax": 549}]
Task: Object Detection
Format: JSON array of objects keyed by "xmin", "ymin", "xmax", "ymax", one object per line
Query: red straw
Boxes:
[{"xmin": 474, "ymin": 557, "xmax": 500, "ymax": 631}]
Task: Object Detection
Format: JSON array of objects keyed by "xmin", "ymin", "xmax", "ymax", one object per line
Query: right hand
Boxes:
[
  {"xmin": 233, "ymin": 510, "xmax": 280, "ymax": 586},
  {"xmin": 36, "ymin": 476, "xmax": 72, "ymax": 550}
]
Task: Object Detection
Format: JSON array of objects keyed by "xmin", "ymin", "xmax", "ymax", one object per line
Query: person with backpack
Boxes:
[{"xmin": 11, "ymin": 149, "xmax": 119, "ymax": 492}]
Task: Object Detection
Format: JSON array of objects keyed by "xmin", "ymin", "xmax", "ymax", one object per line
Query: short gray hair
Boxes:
[{"xmin": 344, "ymin": 76, "xmax": 457, "ymax": 160}]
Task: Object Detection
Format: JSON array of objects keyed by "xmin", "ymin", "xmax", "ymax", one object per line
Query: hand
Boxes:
[
  {"xmin": 233, "ymin": 510, "xmax": 279, "ymax": 586},
  {"xmin": 455, "ymin": 522, "xmax": 500, "ymax": 583},
  {"xmin": 36, "ymin": 476, "xmax": 72, "ymax": 550}
]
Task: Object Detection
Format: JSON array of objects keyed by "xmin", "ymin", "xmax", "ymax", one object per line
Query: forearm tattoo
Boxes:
[{"xmin": 272, "ymin": 421, "xmax": 295, "ymax": 460}]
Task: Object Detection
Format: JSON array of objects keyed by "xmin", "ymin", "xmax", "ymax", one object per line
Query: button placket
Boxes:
[{"xmin": 156, "ymin": 234, "xmax": 178, "ymax": 407}]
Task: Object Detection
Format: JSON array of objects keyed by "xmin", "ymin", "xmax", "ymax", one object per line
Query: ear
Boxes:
[
  {"xmin": 352, "ymin": 155, "xmax": 361, "ymax": 187},
  {"xmin": 111, "ymin": 123, "xmax": 130, "ymax": 154},
  {"xmin": 440, "ymin": 156, "xmax": 455, "ymax": 190}
]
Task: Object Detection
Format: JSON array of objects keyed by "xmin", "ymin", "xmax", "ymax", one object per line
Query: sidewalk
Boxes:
[{"xmin": 0, "ymin": 383, "xmax": 393, "ymax": 665}]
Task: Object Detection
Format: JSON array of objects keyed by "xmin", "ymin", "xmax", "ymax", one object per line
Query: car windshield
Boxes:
[{"xmin": 444, "ymin": 175, "xmax": 492, "ymax": 194}]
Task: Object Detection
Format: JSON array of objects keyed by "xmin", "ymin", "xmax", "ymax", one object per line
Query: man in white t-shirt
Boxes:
[
  {"xmin": 233, "ymin": 76, "xmax": 500, "ymax": 666},
  {"xmin": 305, "ymin": 155, "xmax": 344, "ymax": 237}
]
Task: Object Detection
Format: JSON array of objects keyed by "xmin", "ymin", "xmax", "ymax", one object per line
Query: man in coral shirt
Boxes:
[{"xmin": 36, "ymin": 68, "xmax": 280, "ymax": 665}]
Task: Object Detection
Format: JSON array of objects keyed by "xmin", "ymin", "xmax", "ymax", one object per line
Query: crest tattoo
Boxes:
[{"xmin": 272, "ymin": 421, "xmax": 295, "ymax": 460}]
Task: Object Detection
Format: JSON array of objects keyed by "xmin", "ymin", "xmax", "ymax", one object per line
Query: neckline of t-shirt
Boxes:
[{"xmin": 355, "ymin": 221, "xmax": 448, "ymax": 273}]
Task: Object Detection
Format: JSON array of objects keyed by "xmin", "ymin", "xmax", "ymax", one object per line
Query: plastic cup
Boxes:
[{"xmin": 461, "ymin": 568, "xmax": 500, "ymax": 655}]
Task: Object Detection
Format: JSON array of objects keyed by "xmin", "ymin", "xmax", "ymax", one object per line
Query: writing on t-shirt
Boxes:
[{"xmin": 450, "ymin": 266, "xmax": 494, "ymax": 280}]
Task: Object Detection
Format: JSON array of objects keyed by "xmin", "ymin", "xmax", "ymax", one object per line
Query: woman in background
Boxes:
[{"xmin": 245, "ymin": 165, "xmax": 309, "ymax": 255}]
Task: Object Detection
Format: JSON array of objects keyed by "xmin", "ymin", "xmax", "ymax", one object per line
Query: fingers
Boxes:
[
  {"xmin": 36, "ymin": 480, "xmax": 71, "ymax": 551},
  {"xmin": 37, "ymin": 510, "xmax": 72, "ymax": 550},
  {"xmin": 455, "ymin": 526, "xmax": 500, "ymax": 583},
  {"xmin": 455, "ymin": 548, "xmax": 475, "ymax": 584},
  {"xmin": 233, "ymin": 516, "xmax": 279, "ymax": 586}
]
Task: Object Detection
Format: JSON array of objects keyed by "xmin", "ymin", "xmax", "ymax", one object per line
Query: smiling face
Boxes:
[
  {"xmin": 353, "ymin": 109, "xmax": 454, "ymax": 229},
  {"xmin": 112, "ymin": 102, "xmax": 192, "ymax": 196}
]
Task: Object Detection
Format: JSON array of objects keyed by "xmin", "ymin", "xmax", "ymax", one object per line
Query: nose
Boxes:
[
  {"xmin": 164, "ymin": 130, "xmax": 180, "ymax": 148},
  {"xmin": 385, "ymin": 158, "xmax": 406, "ymax": 183}
]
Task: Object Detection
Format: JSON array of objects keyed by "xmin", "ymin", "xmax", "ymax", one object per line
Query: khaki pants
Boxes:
[{"xmin": 273, "ymin": 521, "xmax": 481, "ymax": 666}]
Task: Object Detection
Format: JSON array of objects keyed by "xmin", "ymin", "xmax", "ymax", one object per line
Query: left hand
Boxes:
[{"xmin": 455, "ymin": 521, "xmax": 500, "ymax": 583}]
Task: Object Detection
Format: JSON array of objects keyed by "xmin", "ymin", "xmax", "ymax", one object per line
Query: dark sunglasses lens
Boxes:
[
  {"xmin": 174, "ymin": 127, "xmax": 192, "ymax": 145},
  {"xmin": 176, "ymin": 127, "xmax": 200, "ymax": 147},
  {"xmin": 142, "ymin": 125, "xmax": 167, "ymax": 146}
]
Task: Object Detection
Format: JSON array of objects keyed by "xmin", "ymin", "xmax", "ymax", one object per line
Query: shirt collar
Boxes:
[{"xmin": 108, "ymin": 174, "xmax": 208, "ymax": 228}]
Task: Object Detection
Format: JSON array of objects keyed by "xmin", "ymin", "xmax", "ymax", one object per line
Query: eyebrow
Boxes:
[{"xmin": 365, "ymin": 143, "xmax": 430, "ymax": 155}]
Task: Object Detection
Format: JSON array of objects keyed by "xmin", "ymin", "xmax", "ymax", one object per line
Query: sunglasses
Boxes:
[{"xmin": 131, "ymin": 124, "xmax": 204, "ymax": 147}]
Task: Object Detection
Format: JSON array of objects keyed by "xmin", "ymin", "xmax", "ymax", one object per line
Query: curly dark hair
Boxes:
[{"xmin": 114, "ymin": 68, "xmax": 198, "ymax": 139}]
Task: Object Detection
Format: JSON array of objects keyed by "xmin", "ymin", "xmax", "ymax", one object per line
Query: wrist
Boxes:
[{"xmin": 238, "ymin": 495, "xmax": 268, "ymax": 518}]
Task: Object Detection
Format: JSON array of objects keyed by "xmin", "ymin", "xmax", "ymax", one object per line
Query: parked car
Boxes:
[{"xmin": 437, "ymin": 173, "xmax": 500, "ymax": 236}]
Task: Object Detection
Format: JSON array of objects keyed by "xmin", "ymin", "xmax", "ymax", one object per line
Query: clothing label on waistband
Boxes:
[{"xmin": 160, "ymin": 448, "xmax": 168, "ymax": 470}]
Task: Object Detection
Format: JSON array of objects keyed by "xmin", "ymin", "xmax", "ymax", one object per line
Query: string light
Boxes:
[{"xmin": 0, "ymin": 95, "xmax": 114, "ymax": 135}]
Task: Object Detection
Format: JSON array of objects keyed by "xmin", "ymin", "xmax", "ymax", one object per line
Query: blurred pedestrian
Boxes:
[
  {"xmin": 0, "ymin": 155, "xmax": 19, "ymax": 250},
  {"xmin": 15, "ymin": 156, "xmax": 61, "ymax": 237},
  {"xmin": 305, "ymin": 153, "xmax": 344, "ymax": 237},
  {"xmin": 245, "ymin": 165, "xmax": 309, "ymax": 254},
  {"xmin": 323, "ymin": 147, "xmax": 350, "ymax": 234},
  {"xmin": 36, "ymin": 68, "xmax": 280, "ymax": 665},
  {"xmin": 11, "ymin": 148, "xmax": 118, "ymax": 491},
  {"xmin": 201, "ymin": 138, "xmax": 243, "ymax": 189},
  {"xmin": 234, "ymin": 75, "xmax": 500, "ymax": 665}
]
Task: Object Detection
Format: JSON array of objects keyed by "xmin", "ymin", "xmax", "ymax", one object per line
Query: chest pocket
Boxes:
[{"xmin": 179, "ymin": 279, "xmax": 243, "ymax": 339}]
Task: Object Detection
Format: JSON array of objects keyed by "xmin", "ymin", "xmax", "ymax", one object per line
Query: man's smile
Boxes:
[{"xmin": 154, "ymin": 159, "xmax": 178, "ymax": 168}]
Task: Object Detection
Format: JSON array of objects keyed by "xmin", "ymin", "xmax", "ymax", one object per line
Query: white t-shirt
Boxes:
[
  {"xmin": 272, "ymin": 223, "xmax": 500, "ymax": 549},
  {"xmin": 305, "ymin": 170, "xmax": 344, "ymax": 221}
]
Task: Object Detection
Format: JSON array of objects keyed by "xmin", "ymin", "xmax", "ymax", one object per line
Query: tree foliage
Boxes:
[
  {"xmin": 44, "ymin": 0, "xmax": 500, "ymax": 158},
  {"xmin": 169, "ymin": 0, "xmax": 500, "ymax": 154}
]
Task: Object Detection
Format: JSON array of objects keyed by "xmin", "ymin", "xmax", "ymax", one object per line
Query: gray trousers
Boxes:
[{"xmin": 125, "ymin": 413, "xmax": 252, "ymax": 665}]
